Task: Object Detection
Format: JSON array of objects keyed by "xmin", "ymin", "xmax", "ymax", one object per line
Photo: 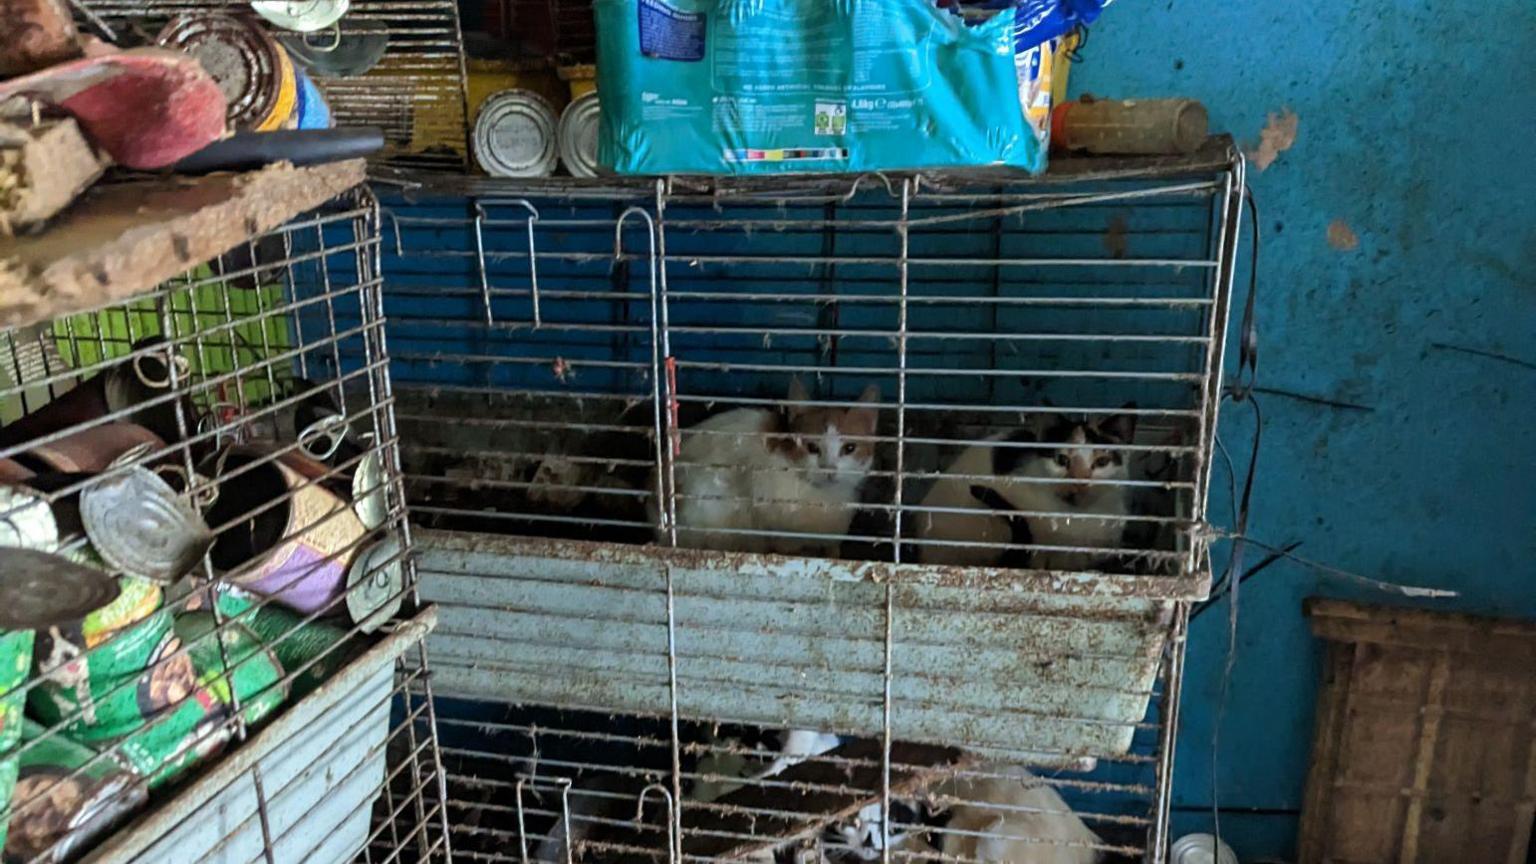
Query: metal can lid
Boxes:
[
  {"xmin": 558, "ymin": 91, "xmax": 602, "ymax": 179},
  {"xmin": 474, "ymin": 89, "xmax": 559, "ymax": 178},
  {"xmin": 351, "ymin": 449, "xmax": 389, "ymax": 531},
  {"xmin": 251, "ymin": 0, "xmax": 351, "ymax": 33},
  {"xmin": 1170, "ymin": 834, "xmax": 1240, "ymax": 864},
  {"xmin": 346, "ymin": 533, "xmax": 404, "ymax": 633},
  {"xmin": 0, "ymin": 548, "xmax": 120, "ymax": 630},
  {"xmin": 80, "ymin": 467, "xmax": 212, "ymax": 584},
  {"xmin": 156, "ymin": 13, "xmax": 286, "ymax": 131}
]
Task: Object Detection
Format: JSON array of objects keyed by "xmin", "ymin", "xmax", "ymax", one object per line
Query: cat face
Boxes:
[
  {"xmin": 777, "ymin": 380, "xmax": 879, "ymax": 489},
  {"xmin": 996, "ymin": 407, "xmax": 1137, "ymax": 507}
]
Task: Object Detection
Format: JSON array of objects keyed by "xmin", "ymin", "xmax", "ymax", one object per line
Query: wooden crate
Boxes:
[{"xmin": 1300, "ymin": 598, "xmax": 1536, "ymax": 863}]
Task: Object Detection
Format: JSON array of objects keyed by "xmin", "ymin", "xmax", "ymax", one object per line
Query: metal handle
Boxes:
[
  {"xmin": 516, "ymin": 774, "xmax": 574, "ymax": 864},
  {"xmin": 474, "ymin": 199, "xmax": 543, "ymax": 329}
]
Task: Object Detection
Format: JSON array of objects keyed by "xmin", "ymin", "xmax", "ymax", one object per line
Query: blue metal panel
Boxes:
[{"xmin": 1075, "ymin": 3, "xmax": 1536, "ymax": 858}]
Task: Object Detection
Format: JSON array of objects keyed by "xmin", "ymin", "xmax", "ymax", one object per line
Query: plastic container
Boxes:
[
  {"xmin": 473, "ymin": 89, "xmax": 560, "ymax": 177},
  {"xmin": 1051, "ymin": 97, "xmax": 1209, "ymax": 155},
  {"xmin": 291, "ymin": 66, "xmax": 333, "ymax": 130}
]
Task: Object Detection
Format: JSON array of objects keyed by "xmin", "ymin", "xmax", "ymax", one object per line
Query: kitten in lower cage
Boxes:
[
  {"xmin": 913, "ymin": 408, "xmax": 1138, "ymax": 571},
  {"xmin": 653, "ymin": 379, "xmax": 879, "ymax": 557},
  {"xmin": 933, "ymin": 770, "xmax": 1102, "ymax": 864}
]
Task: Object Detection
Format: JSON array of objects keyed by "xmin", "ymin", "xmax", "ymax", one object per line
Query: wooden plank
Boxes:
[
  {"xmin": 0, "ymin": 159, "xmax": 366, "ymax": 330},
  {"xmin": 1298, "ymin": 642, "xmax": 1355, "ymax": 864},
  {"xmin": 1306, "ymin": 598, "xmax": 1536, "ymax": 657},
  {"xmin": 1397, "ymin": 654, "xmax": 1450, "ymax": 864},
  {"xmin": 0, "ymin": 118, "xmax": 108, "ymax": 230}
]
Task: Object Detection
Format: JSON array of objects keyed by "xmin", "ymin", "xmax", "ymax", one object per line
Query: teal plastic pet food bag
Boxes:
[{"xmin": 595, "ymin": 0, "xmax": 1044, "ymax": 175}]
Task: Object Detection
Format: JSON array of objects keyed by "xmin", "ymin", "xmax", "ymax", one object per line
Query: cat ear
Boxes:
[
  {"xmin": 1101, "ymin": 401, "xmax": 1138, "ymax": 442},
  {"xmin": 786, "ymin": 377, "xmax": 809, "ymax": 420},
  {"xmin": 847, "ymin": 384, "xmax": 880, "ymax": 430}
]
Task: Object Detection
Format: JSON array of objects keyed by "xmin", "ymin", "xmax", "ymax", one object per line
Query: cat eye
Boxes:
[
  {"xmin": 1054, "ymin": 454, "xmax": 1070, "ymax": 467},
  {"xmin": 1094, "ymin": 455, "xmax": 1114, "ymax": 468},
  {"xmin": 841, "ymin": 443, "xmax": 857, "ymax": 456},
  {"xmin": 806, "ymin": 442, "xmax": 821, "ymax": 455}
]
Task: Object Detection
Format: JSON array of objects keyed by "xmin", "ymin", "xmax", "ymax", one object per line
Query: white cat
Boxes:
[
  {"xmin": 655, "ymin": 380, "xmax": 879, "ymax": 558},
  {"xmin": 914, "ymin": 410, "xmax": 1137, "ymax": 572},
  {"xmin": 936, "ymin": 771, "xmax": 1102, "ymax": 864}
]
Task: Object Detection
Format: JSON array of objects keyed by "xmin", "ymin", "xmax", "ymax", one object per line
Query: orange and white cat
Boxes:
[{"xmin": 654, "ymin": 379, "xmax": 879, "ymax": 558}]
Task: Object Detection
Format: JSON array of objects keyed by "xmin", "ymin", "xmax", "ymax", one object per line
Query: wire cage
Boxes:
[
  {"xmin": 488, "ymin": 0, "xmax": 598, "ymax": 62},
  {"xmin": 76, "ymin": 1, "xmax": 471, "ymax": 170},
  {"xmin": 376, "ymin": 147, "xmax": 1245, "ymax": 863},
  {"xmin": 0, "ymin": 188, "xmax": 449, "ymax": 862}
]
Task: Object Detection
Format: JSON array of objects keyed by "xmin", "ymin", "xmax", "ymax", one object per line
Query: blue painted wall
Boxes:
[{"xmin": 1072, "ymin": 2, "xmax": 1536, "ymax": 858}]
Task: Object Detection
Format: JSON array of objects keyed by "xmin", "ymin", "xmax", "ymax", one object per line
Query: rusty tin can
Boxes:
[
  {"xmin": 156, "ymin": 13, "xmax": 297, "ymax": 132},
  {"xmin": 18, "ymin": 423, "xmax": 165, "ymax": 475},
  {"xmin": 206, "ymin": 447, "xmax": 369, "ymax": 615},
  {"xmin": 0, "ymin": 461, "xmax": 34, "ymax": 484},
  {"xmin": 0, "ymin": 0, "xmax": 80, "ymax": 77},
  {"xmin": 0, "ymin": 340, "xmax": 194, "ymax": 451},
  {"xmin": 9, "ymin": 719, "xmax": 148, "ymax": 864}
]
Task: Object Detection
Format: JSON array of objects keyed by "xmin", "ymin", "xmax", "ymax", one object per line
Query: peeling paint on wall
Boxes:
[
  {"xmin": 1327, "ymin": 219, "xmax": 1359, "ymax": 251},
  {"xmin": 1250, "ymin": 108, "xmax": 1299, "ymax": 171}
]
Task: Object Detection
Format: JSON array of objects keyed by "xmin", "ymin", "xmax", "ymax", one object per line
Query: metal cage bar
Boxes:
[
  {"xmin": 0, "ymin": 187, "xmax": 445, "ymax": 863},
  {"xmin": 376, "ymin": 152, "xmax": 1244, "ymax": 864}
]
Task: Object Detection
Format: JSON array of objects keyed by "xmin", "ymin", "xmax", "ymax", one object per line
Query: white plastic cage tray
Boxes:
[{"xmin": 415, "ymin": 532, "xmax": 1192, "ymax": 760}]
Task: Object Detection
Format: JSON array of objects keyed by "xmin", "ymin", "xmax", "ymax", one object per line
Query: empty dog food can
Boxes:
[
  {"xmin": 206, "ymin": 447, "xmax": 370, "ymax": 616},
  {"xmin": 0, "ymin": 631, "xmax": 35, "ymax": 754},
  {"xmin": 28, "ymin": 578, "xmax": 172, "ymax": 742},
  {"xmin": 111, "ymin": 612, "xmax": 287, "ymax": 789},
  {"xmin": 346, "ymin": 533, "xmax": 404, "ymax": 633},
  {"xmin": 242, "ymin": 604, "xmax": 354, "ymax": 698},
  {"xmin": 16, "ymin": 422, "xmax": 165, "ymax": 475},
  {"xmin": 0, "ymin": 754, "xmax": 16, "ymax": 853},
  {"xmin": 473, "ymin": 89, "xmax": 559, "ymax": 178},
  {"xmin": 558, "ymin": 91, "xmax": 602, "ymax": 179},
  {"xmin": 9, "ymin": 719, "xmax": 148, "ymax": 864}
]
